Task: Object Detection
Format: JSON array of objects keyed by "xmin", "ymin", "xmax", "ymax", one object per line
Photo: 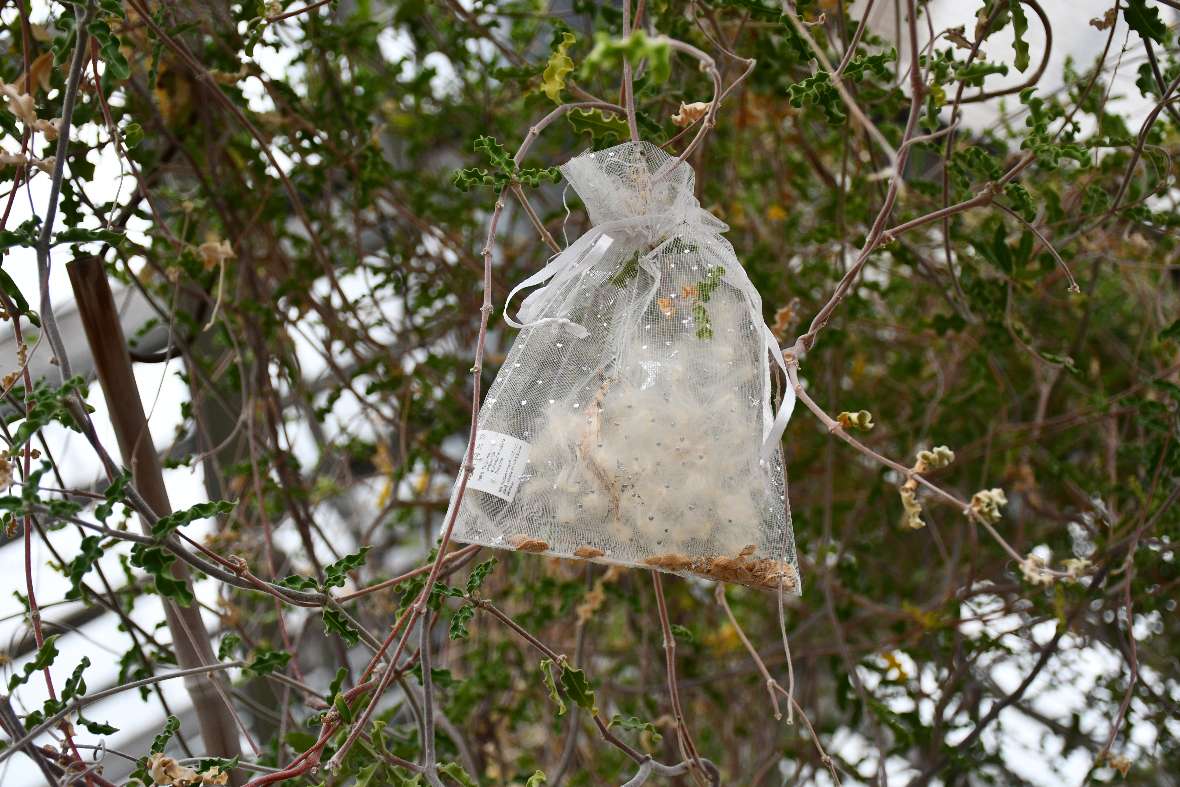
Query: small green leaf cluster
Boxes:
[{"xmin": 453, "ymin": 136, "xmax": 560, "ymax": 192}]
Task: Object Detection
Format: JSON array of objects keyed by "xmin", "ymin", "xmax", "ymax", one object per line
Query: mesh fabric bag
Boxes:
[{"xmin": 447, "ymin": 141, "xmax": 799, "ymax": 592}]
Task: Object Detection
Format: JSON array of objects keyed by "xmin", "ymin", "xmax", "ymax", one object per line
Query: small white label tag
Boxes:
[
  {"xmin": 579, "ymin": 233, "xmax": 614, "ymax": 269},
  {"xmin": 468, "ymin": 430, "xmax": 530, "ymax": 502}
]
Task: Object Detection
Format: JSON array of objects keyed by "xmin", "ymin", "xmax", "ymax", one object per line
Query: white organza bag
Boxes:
[{"xmin": 447, "ymin": 141, "xmax": 798, "ymax": 592}]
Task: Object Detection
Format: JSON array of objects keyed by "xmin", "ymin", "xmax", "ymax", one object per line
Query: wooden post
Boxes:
[{"xmin": 67, "ymin": 257, "xmax": 242, "ymax": 772}]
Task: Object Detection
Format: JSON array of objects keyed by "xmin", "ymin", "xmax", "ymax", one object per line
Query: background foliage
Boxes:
[{"xmin": 0, "ymin": 0, "xmax": 1178, "ymax": 785}]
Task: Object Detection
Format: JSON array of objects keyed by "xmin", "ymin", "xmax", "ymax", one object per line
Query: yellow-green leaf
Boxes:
[{"xmin": 541, "ymin": 32, "xmax": 576, "ymax": 103}]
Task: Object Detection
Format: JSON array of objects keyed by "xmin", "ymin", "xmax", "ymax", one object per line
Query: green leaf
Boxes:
[
  {"xmin": 193, "ymin": 757, "xmax": 238, "ymax": 781},
  {"xmin": 323, "ymin": 607, "xmax": 361, "ymax": 645},
  {"xmin": 539, "ymin": 658, "xmax": 567, "ymax": 716},
  {"xmin": 696, "ymin": 265, "xmax": 725, "ymax": 302},
  {"xmin": 608, "ymin": 714, "xmax": 662, "ymax": 744},
  {"xmin": 558, "ymin": 662, "xmax": 596, "ymax": 713},
  {"xmin": 322, "ymin": 546, "xmax": 371, "ymax": 589},
  {"xmin": 0, "ymin": 268, "xmax": 34, "ymax": 325},
  {"xmin": 277, "ymin": 573, "xmax": 319, "ymax": 591},
  {"xmin": 1124, "ymin": 0, "xmax": 1168, "ymax": 44},
  {"xmin": 539, "ymin": 658, "xmax": 597, "ymax": 716},
  {"xmin": 285, "ymin": 730, "xmax": 318, "ymax": 752},
  {"xmin": 438, "ymin": 762, "xmax": 478, "ymax": 787},
  {"xmin": 452, "ymin": 136, "xmax": 559, "ymax": 192},
  {"xmin": 449, "ymin": 602, "xmax": 476, "ymax": 640},
  {"xmin": 541, "ymin": 32, "xmax": 576, "ymax": 103},
  {"xmin": 464, "ymin": 558, "xmax": 497, "ymax": 595},
  {"xmin": 581, "ymin": 30, "xmax": 671, "ymax": 86},
  {"xmin": 356, "ymin": 763, "xmax": 381, "ymax": 787},
  {"xmin": 151, "ymin": 500, "xmax": 235, "ymax": 540},
  {"xmin": 66, "ymin": 536, "xmax": 105, "ymax": 600},
  {"xmin": 77, "ymin": 714, "xmax": 118, "ymax": 735},
  {"xmin": 428, "ymin": 581, "xmax": 464, "ymax": 611},
  {"xmin": 151, "ymin": 716, "xmax": 180, "ymax": 754},
  {"xmin": 954, "ymin": 61, "xmax": 1009, "ymax": 85},
  {"xmin": 1009, "ymin": 0, "xmax": 1030, "ymax": 72},
  {"xmin": 8, "ymin": 635, "xmax": 60, "ymax": 691},
  {"xmin": 333, "ymin": 691, "xmax": 353, "ymax": 723},
  {"xmin": 787, "ymin": 50, "xmax": 896, "ymax": 123},
  {"xmin": 9, "ymin": 377, "xmax": 87, "ymax": 448},
  {"xmin": 244, "ymin": 648, "xmax": 291, "ymax": 676},
  {"xmin": 0, "ymin": 217, "xmax": 40, "ymax": 252},
  {"xmin": 526, "ymin": 772, "xmax": 548, "ymax": 787},
  {"xmin": 123, "ymin": 122, "xmax": 144, "ymax": 147},
  {"xmin": 567, "ymin": 107, "xmax": 631, "ymax": 145},
  {"xmin": 62, "ymin": 656, "xmax": 90, "ymax": 700},
  {"xmin": 670, "ymin": 623, "xmax": 695, "ymax": 643},
  {"xmin": 51, "ymin": 227, "xmax": 124, "ymax": 247},
  {"xmin": 1160, "ymin": 318, "xmax": 1180, "ymax": 342},
  {"xmin": 95, "ymin": 471, "xmax": 130, "ymax": 523},
  {"xmin": 218, "ymin": 633, "xmax": 241, "ymax": 661},
  {"xmin": 328, "ymin": 666, "xmax": 348, "ymax": 701},
  {"xmin": 129, "ymin": 544, "xmax": 195, "ymax": 605}
]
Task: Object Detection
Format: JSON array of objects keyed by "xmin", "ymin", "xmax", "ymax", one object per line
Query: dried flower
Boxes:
[
  {"xmin": 199, "ymin": 767, "xmax": 230, "ymax": 786},
  {"xmin": 13, "ymin": 53, "xmax": 54, "ymax": 96},
  {"xmin": 970, "ymin": 488, "xmax": 1007, "ymax": 524},
  {"xmin": 1062, "ymin": 557, "xmax": 1092, "ymax": 583},
  {"xmin": 148, "ymin": 753, "xmax": 200, "ymax": 785},
  {"xmin": 837, "ymin": 410, "xmax": 875, "ymax": 431},
  {"xmin": 917, "ymin": 445, "xmax": 955, "ymax": 470},
  {"xmin": 0, "ymin": 151, "xmax": 55, "ymax": 172},
  {"xmin": 198, "ymin": 238, "xmax": 235, "ymax": 270},
  {"xmin": 1090, "ymin": 8, "xmax": 1117, "ymax": 30},
  {"xmin": 146, "ymin": 752, "xmax": 231, "ymax": 785},
  {"xmin": 898, "ymin": 445, "xmax": 955, "ymax": 529},
  {"xmin": 1019, "ymin": 553, "xmax": 1055, "ymax": 587},
  {"xmin": 771, "ymin": 299, "xmax": 800, "ymax": 340},
  {"xmin": 1103, "ymin": 752, "xmax": 1132, "ymax": 776},
  {"xmin": 32, "ymin": 117, "xmax": 60, "ymax": 140},
  {"xmin": 0, "ymin": 81, "xmax": 37, "ymax": 126},
  {"xmin": 900, "ymin": 486, "xmax": 924, "ymax": 530},
  {"xmin": 945, "ymin": 25, "xmax": 974, "ymax": 50},
  {"xmin": 670, "ymin": 101, "xmax": 710, "ymax": 127}
]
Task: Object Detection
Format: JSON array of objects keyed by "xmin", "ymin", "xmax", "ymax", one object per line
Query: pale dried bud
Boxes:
[
  {"xmin": 32, "ymin": 117, "xmax": 60, "ymax": 140},
  {"xmin": 199, "ymin": 767, "xmax": 230, "ymax": 785},
  {"xmin": 1062, "ymin": 557, "xmax": 1092, "ymax": 582},
  {"xmin": 969, "ymin": 488, "xmax": 1007, "ymax": 524},
  {"xmin": 198, "ymin": 238, "xmax": 235, "ymax": 270},
  {"xmin": 944, "ymin": 25, "xmax": 973, "ymax": 50},
  {"xmin": 771, "ymin": 299, "xmax": 800, "ymax": 340},
  {"xmin": 1019, "ymin": 553, "xmax": 1055, "ymax": 587},
  {"xmin": 1107, "ymin": 754, "xmax": 1131, "ymax": 776},
  {"xmin": 837, "ymin": 410, "xmax": 875, "ymax": 431},
  {"xmin": 917, "ymin": 445, "xmax": 955, "ymax": 470},
  {"xmin": 147, "ymin": 752, "xmax": 200, "ymax": 785},
  {"xmin": 671, "ymin": 101, "xmax": 710, "ymax": 128},
  {"xmin": 900, "ymin": 486, "xmax": 925, "ymax": 530},
  {"xmin": 1090, "ymin": 8, "xmax": 1117, "ymax": 30},
  {"xmin": 0, "ymin": 81, "xmax": 37, "ymax": 125}
]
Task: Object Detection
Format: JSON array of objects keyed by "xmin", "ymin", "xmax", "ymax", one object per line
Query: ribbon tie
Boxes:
[{"xmin": 503, "ymin": 199, "xmax": 794, "ymax": 462}]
